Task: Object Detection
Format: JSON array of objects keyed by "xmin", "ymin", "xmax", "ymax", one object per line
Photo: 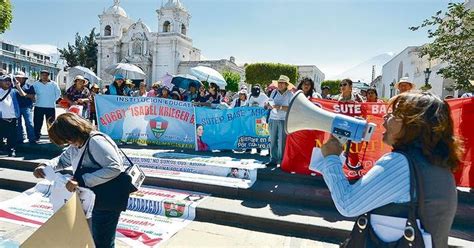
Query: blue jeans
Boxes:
[
  {"xmin": 269, "ymin": 119, "xmax": 287, "ymax": 164},
  {"xmin": 17, "ymin": 107, "xmax": 35, "ymax": 143},
  {"xmin": 91, "ymin": 209, "xmax": 121, "ymax": 248}
]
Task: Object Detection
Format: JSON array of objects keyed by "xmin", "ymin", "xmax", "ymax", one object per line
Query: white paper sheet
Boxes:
[{"xmin": 42, "ymin": 167, "xmax": 95, "ymax": 219}]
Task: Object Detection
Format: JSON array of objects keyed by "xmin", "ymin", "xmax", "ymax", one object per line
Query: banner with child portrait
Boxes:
[{"xmin": 194, "ymin": 107, "xmax": 270, "ymax": 151}]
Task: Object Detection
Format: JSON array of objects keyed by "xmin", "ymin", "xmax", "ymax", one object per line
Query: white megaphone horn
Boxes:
[{"xmin": 285, "ymin": 91, "xmax": 376, "ymax": 144}]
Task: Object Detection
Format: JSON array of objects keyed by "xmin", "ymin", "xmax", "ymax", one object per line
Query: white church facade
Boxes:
[{"xmin": 97, "ymin": 0, "xmax": 243, "ymax": 85}]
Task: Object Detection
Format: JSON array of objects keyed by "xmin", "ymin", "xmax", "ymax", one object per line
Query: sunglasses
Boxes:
[{"xmin": 339, "ymin": 83, "xmax": 348, "ymax": 87}]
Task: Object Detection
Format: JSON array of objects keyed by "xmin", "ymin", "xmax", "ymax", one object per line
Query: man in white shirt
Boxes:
[
  {"xmin": 32, "ymin": 70, "xmax": 61, "ymax": 141},
  {"xmin": 246, "ymin": 85, "xmax": 268, "ymax": 108},
  {"xmin": 0, "ymin": 75, "xmax": 27, "ymax": 157},
  {"xmin": 266, "ymin": 75, "xmax": 294, "ymax": 166}
]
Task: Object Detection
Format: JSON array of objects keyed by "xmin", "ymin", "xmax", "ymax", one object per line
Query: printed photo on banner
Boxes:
[
  {"xmin": 195, "ymin": 107, "xmax": 270, "ymax": 151},
  {"xmin": 95, "ymin": 95, "xmax": 196, "ymax": 148},
  {"xmin": 0, "ymin": 183, "xmax": 208, "ymax": 248},
  {"xmin": 122, "ymin": 149, "xmax": 264, "ymax": 188}
]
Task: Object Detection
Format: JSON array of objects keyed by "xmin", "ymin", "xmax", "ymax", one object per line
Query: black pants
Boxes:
[
  {"xmin": 0, "ymin": 118, "xmax": 18, "ymax": 151},
  {"xmin": 91, "ymin": 209, "xmax": 121, "ymax": 248},
  {"xmin": 89, "ymin": 112, "xmax": 97, "ymax": 126},
  {"xmin": 33, "ymin": 107, "xmax": 55, "ymax": 140}
]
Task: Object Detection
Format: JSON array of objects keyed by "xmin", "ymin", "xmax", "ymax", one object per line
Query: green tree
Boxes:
[
  {"xmin": 58, "ymin": 28, "xmax": 99, "ymax": 72},
  {"xmin": 245, "ymin": 63, "xmax": 298, "ymax": 88},
  {"xmin": 321, "ymin": 80, "xmax": 341, "ymax": 95},
  {"xmin": 84, "ymin": 29, "xmax": 98, "ymax": 72},
  {"xmin": 222, "ymin": 71, "xmax": 241, "ymax": 92},
  {"xmin": 0, "ymin": 0, "xmax": 13, "ymax": 34},
  {"xmin": 409, "ymin": 3, "xmax": 474, "ymax": 90}
]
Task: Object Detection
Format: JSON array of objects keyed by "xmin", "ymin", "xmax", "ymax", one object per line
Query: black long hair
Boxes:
[{"xmin": 297, "ymin": 78, "xmax": 315, "ymax": 98}]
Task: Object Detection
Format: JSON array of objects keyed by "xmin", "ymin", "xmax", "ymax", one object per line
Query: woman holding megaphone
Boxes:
[{"xmin": 318, "ymin": 92, "xmax": 460, "ymax": 248}]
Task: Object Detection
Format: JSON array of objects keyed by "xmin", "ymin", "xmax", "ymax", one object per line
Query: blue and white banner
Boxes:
[
  {"xmin": 123, "ymin": 149, "xmax": 265, "ymax": 188},
  {"xmin": 95, "ymin": 95, "xmax": 196, "ymax": 148},
  {"xmin": 194, "ymin": 107, "xmax": 270, "ymax": 151}
]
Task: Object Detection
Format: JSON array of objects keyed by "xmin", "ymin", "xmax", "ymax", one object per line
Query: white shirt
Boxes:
[
  {"xmin": 246, "ymin": 93, "xmax": 269, "ymax": 108},
  {"xmin": 0, "ymin": 88, "xmax": 16, "ymax": 119},
  {"xmin": 230, "ymin": 98, "xmax": 248, "ymax": 108},
  {"xmin": 268, "ymin": 90, "xmax": 294, "ymax": 120}
]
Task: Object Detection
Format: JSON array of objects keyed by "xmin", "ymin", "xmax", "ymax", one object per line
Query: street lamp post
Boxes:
[{"xmin": 424, "ymin": 67, "xmax": 432, "ymax": 89}]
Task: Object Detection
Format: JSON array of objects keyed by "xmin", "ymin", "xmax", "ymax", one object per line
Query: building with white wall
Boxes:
[
  {"xmin": 297, "ymin": 65, "xmax": 325, "ymax": 91},
  {"xmin": 96, "ymin": 0, "xmax": 242, "ymax": 86},
  {"xmin": 380, "ymin": 46, "xmax": 455, "ymax": 98},
  {"xmin": 0, "ymin": 39, "xmax": 61, "ymax": 80},
  {"xmin": 381, "ymin": 0, "xmax": 472, "ymax": 98},
  {"xmin": 97, "ymin": 0, "xmax": 200, "ymax": 85}
]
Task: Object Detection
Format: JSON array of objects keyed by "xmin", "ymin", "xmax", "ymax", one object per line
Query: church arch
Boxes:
[
  {"xmin": 181, "ymin": 24, "xmax": 186, "ymax": 35},
  {"xmin": 163, "ymin": 21, "xmax": 171, "ymax": 32},
  {"xmin": 104, "ymin": 25, "xmax": 112, "ymax": 36}
]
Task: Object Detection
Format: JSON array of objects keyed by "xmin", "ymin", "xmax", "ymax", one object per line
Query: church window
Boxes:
[
  {"xmin": 133, "ymin": 42, "xmax": 142, "ymax": 55},
  {"xmin": 163, "ymin": 21, "xmax": 171, "ymax": 32},
  {"xmin": 397, "ymin": 61, "xmax": 403, "ymax": 81},
  {"xmin": 181, "ymin": 24, "xmax": 186, "ymax": 35},
  {"xmin": 104, "ymin": 25, "xmax": 112, "ymax": 36}
]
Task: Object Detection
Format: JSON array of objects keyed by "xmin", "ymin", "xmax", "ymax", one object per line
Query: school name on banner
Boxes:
[
  {"xmin": 0, "ymin": 183, "xmax": 208, "ymax": 247},
  {"xmin": 195, "ymin": 107, "xmax": 270, "ymax": 151},
  {"xmin": 282, "ymin": 98, "xmax": 474, "ymax": 188},
  {"xmin": 95, "ymin": 95, "xmax": 196, "ymax": 148}
]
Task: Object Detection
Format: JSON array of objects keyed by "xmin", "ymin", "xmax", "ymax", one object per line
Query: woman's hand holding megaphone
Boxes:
[{"xmin": 321, "ymin": 135, "xmax": 344, "ymax": 157}]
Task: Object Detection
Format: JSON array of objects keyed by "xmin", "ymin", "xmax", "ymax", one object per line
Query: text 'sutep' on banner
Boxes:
[
  {"xmin": 282, "ymin": 98, "xmax": 474, "ymax": 188},
  {"xmin": 194, "ymin": 107, "xmax": 270, "ymax": 151}
]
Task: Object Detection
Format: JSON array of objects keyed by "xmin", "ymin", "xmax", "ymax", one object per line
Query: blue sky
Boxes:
[{"xmin": 1, "ymin": 0, "xmax": 460, "ymax": 78}]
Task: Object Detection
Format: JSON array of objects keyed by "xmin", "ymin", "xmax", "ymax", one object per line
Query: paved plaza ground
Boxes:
[{"xmin": 0, "ymin": 189, "xmax": 338, "ymax": 248}]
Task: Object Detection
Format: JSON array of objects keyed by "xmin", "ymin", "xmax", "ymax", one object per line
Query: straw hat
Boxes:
[
  {"xmin": 277, "ymin": 75, "xmax": 290, "ymax": 84},
  {"xmin": 14, "ymin": 71, "xmax": 28, "ymax": 79},
  {"xmin": 74, "ymin": 75, "xmax": 86, "ymax": 82},
  {"xmin": 394, "ymin": 77, "xmax": 415, "ymax": 90}
]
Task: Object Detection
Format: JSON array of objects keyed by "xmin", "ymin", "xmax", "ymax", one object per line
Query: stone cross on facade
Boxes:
[{"xmin": 114, "ymin": 0, "xmax": 120, "ymax": 6}]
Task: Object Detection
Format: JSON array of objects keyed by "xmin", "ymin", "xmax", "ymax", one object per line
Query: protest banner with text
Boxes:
[
  {"xmin": 0, "ymin": 183, "xmax": 208, "ymax": 247},
  {"xmin": 194, "ymin": 107, "xmax": 270, "ymax": 151},
  {"xmin": 123, "ymin": 149, "xmax": 263, "ymax": 188},
  {"xmin": 95, "ymin": 95, "xmax": 196, "ymax": 148},
  {"xmin": 281, "ymin": 98, "xmax": 474, "ymax": 188}
]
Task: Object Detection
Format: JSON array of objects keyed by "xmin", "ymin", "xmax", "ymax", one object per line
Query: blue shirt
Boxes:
[
  {"xmin": 314, "ymin": 152, "xmax": 410, "ymax": 217},
  {"xmin": 106, "ymin": 83, "xmax": 132, "ymax": 96},
  {"xmin": 17, "ymin": 83, "xmax": 35, "ymax": 108},
  {"xmin": 33, "ymin": 80, "xmax": 61, "ymax": 108}
]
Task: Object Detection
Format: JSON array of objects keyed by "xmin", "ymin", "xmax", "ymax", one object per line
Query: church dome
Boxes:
[
  {"xmin": 164, "ymin": 0, "xmax": 186, "ymax": 10},
  {"xmin": 104, "ymin": 1, "xmax": 127, "ymax": 17}
]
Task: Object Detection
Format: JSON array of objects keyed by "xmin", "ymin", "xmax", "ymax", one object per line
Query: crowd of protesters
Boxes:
[{"xmin": 2, "ymin": 64, "xmax": 471, "ymax": 159}]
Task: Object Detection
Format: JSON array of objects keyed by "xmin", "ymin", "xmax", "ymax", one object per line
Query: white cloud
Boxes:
[{"xmin": 21, "ymin": 44, "xmax": 59, "ymax": 55}]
